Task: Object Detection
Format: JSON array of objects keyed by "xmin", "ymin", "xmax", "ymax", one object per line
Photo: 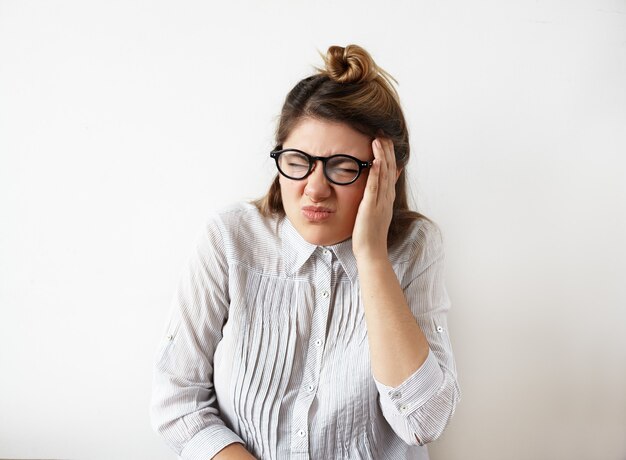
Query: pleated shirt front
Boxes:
[{"xmin": 150, "ymin": 202, "xmax": 460, "ymax": 460}]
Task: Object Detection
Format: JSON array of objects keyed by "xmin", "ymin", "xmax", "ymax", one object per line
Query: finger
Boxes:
[
  {"xmin": 385, "ymin": 138, "xmax": 397, "ymax": 177},
  {"xmin": 372, "ymin": 137, "xmax": 383, "ymax": 160},
  {"xmin": 375, "ymin": 139, "xmax": 390, "ymax": 204},
  {"xmin": 363, "ymin": 149, "xmax": 381, "ymax": 206},
  {"xmin": 379, "ymin": 138, "xmax": 395, "ymax": 201},
  {"xmin": 376, "ymin": 138, "xmax": 390, "ymax": 201},
  {"xmin": 377, "ymin": 138, "xmax": 395, "ymax": 201}
]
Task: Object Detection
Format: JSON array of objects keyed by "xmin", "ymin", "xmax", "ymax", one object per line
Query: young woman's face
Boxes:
[{"xmin": 279, "ymin": 117, "xmax": 374, "ymax": 246}]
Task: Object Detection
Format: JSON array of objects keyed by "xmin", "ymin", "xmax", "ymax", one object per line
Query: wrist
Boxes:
[
  {"xmin": 212, "ymin": 442, "xmax": 256, "ymax": 459},
  {"xmin": 354, "ymin": 250, "xmax": 390, "ymax": 269}
]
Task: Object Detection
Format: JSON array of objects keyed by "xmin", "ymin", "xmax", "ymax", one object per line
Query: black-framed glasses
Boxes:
[{"xmin": 270, "ymin": 148, "xmax": 373, "ymax": 185}]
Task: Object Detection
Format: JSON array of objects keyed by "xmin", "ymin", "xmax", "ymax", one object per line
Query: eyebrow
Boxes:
[{"xmin": 280, "ymin": 146, "xmax": 369, "ymax": 159}]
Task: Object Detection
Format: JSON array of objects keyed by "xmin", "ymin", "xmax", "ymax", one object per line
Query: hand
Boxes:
[{"xmin": 352, "ymin": 135, "xmax": 398, "ymax": 261}]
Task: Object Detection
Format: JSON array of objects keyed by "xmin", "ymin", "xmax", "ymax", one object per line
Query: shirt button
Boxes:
[
  {"xmin": 400, "ymin": 404, "xmax": 408, "ymax": 413},
  {"xmin": 322, "ymin": 290, "xmax": 330, "ymax": 298},
  {"xmin": 297, "ymin": 429, "xmax": 306, "ymax": 437},
  {"xmin": 323, "ymin": 249, "xmax": 330, "ymax": 256},
  {"xmin": 392, "ymin": 390, "xmax": 402, "ymax": 398},
  {"xmin": 306, "ymin": 384, "xmax": 315, "ymax": 392},
  {"xmin": 436, "ymin": 326, "xmax": 444, "ymax": 333},
  {"xmin": 314, "ymin": 339, "xmax": 323, "ymax": 347},
  {"xmin": 166, "ymin": 334, "xmax": 174, "ymax": 341}
]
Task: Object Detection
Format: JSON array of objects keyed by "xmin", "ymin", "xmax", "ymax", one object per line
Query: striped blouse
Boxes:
[{"xmin": 150, "ymin": 202, "xmax": 460, "ymax": 460}]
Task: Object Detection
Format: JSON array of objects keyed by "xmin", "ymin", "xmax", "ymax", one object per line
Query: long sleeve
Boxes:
[
  {"xmin": 373, "ymin": 220, "xmax": 461, "ymax": 445},
  {"xmin": 150, "ymin": 216, "xmax": 244, "ymax": 459}
]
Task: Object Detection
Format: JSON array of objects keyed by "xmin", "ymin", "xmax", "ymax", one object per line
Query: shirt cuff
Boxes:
[
  {"xmin": 374, "ymin": 348, "xmax": 445, "ymax": 417},
  {"xmin": 180, "ymin": 423, "xmax": 245, "ymax": 460}
]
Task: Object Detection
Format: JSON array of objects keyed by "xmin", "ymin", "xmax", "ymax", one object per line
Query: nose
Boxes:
[{"xmin": 304, "ymin": 160, "xmax": 332, "ymax": 201}]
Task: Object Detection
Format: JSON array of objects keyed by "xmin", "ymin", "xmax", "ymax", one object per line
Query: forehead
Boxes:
[{"xmin": 283, "ymin": 118, "xmax": 373, "ymax": 160}]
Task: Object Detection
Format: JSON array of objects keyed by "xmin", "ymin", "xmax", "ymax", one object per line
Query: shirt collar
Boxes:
[
  {"xmin": 327, "ymin": 238, "xmax": 359, "ymax": 284},
  {"xmin": 281, "ymin": 217, "xmax": 318, "ymax": 276},
  {"xmin": 280, "ymin": 216, "xmax": 359, "ymax": 284}
]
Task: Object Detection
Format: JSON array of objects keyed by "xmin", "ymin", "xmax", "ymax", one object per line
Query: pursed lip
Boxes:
[
  {"xmin": 301, "ymin": 206, "xmax": 334, "ymax": 213},
  {"xmin": 301, "ymin": 206, "xmax": 334, "ymax": 222}
]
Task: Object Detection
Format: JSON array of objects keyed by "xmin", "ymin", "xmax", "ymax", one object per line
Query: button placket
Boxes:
[{"xmin": 290, "ymin": 249, "xmax": 332, "ymax": 456}]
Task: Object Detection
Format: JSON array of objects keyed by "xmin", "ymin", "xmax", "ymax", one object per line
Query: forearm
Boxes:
[{"xmin": 357, "ymin": 255, "xmax": 430, "ymax": 387}]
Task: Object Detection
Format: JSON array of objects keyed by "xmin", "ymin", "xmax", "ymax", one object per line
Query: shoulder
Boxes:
[
  {"xmin": 202, "ymin": 201, "xmax": 279, "ymax": 238},
  {"xmin": 201, "ymin": 201, "xmax": 283, "ymax": 267},
  {"xmin": 388, "ymin": 217, "xmax": 445, "ymax": 270}
]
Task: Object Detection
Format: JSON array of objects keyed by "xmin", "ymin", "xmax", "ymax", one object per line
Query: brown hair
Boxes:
[{"xmin": 253, "ymin": 44, "xmax": 432, "ymax": 247}]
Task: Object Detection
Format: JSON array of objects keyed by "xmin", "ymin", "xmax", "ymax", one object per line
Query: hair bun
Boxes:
[{"xmin": 316, "ymin": 44, "xmax": 379, "ymax": 84}]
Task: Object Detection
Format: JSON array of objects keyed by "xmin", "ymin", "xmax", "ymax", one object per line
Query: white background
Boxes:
[{"xmin": 1, "ymin": 1, "xmax": 625, "ymax": 459}]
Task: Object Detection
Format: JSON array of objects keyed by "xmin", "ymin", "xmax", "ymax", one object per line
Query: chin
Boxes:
[{"xmin": 301, "ymin": 227, "xmax": 350, "ymax": 246}]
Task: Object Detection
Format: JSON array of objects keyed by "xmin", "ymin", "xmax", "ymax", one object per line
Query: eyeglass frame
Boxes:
[{"xmin": 270, "ymin": 147, "xmax": 373, "ymax": 185}]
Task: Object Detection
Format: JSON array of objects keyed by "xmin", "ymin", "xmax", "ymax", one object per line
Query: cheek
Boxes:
[
  {"xmin": 340, "ymin": 186, "xmax": 366, "ymax": 213},
  {"xmin": 351, "ymin": 181, "xmax": 368, "ymax": 204},
  {"xmin": 279, "ymin": 177, "xmax": 303, "ymax": 204}
]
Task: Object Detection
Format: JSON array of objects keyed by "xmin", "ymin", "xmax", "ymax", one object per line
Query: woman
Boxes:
[{"xmin": 151, "ymin": 44, "xmax": 460, "ymax": 460}]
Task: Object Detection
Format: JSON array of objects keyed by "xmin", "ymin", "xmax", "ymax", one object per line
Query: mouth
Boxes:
[{"xmin": 301, "ymin": 206, "xmax": 334, "ymax": 222}]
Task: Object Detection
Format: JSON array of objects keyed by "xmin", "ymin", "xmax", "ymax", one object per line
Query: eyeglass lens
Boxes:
[{"xmin": 277, "ymin": 151, "xmax": 361, "ymax": 184}]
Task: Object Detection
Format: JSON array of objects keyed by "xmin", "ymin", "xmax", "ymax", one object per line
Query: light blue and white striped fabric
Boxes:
[{"xmin": 150, "ymin": 202, "xmax": 460, "ymax": 460}]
